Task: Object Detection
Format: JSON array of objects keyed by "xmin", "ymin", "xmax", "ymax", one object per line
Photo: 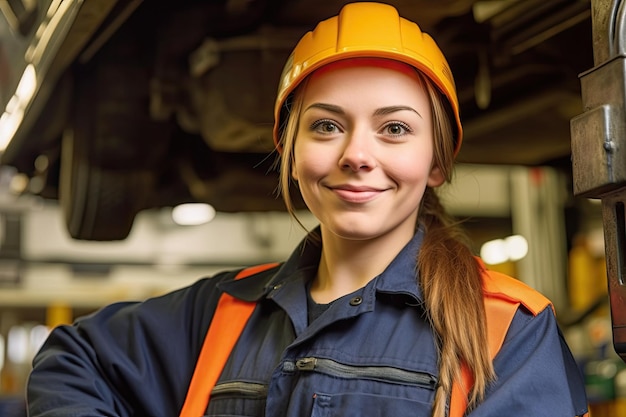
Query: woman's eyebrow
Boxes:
[
  {"xmin": 373, "ymin": 105, "xmax": 422, "ymax": 118},
  {"xmin": 303, "ymin": 103, "xmax": 421, "ymax": 119},
  {"xmin": 303, "ymin": 102, "xmax": 345, "ymax": 115}
]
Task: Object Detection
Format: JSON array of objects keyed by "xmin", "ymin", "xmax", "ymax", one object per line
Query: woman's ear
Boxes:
[
  {"xmin": 291, "ymin": 162, "xmax": 299, "ymax": 181},
  {"xmin": 427, "ymin": 165, "xmax": 445, "ymax": 187}
]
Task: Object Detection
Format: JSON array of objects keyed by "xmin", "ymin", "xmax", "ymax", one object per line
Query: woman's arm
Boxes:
[
  {"xmin": 27, "ymin": 275, "xmax": 226, "ymax": 417},
  {"xmin": 469, "ymin": 307, "xmax": 588, "ymax": 417}
]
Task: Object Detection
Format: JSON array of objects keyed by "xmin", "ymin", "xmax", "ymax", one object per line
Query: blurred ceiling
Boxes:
[{"xmin": 0, "ymin": 0, "xmax": 594, "ymax": 240}]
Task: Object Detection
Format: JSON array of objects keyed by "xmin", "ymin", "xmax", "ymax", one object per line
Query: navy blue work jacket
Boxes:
[{"xmin": 27, "ymin": 230, "xmax": 588, "ymax": 416}]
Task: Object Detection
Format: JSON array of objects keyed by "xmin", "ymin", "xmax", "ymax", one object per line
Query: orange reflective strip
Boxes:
[
  {"xmin": 450, "ymin": 266, "xmax": 553, "ymax": 417},
  {"xmin": 179, "ymin": 263, "xmax": 279, "ymax": 417},
  {"xmin": 482, "ymin": 268, "xmax": 552, "ymax": 316},
  {"xmin": 450, "ymin": 363, "xmax": 474, "ymax": 417},
  {"xmin": 449, "ymin": 296, "xmax": 520, "ymax": 417}
]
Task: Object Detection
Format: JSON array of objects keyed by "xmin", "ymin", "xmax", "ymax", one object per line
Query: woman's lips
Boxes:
[{"xmin": 330, "ymin": 185, "xmax": 385, "ymax": 203}]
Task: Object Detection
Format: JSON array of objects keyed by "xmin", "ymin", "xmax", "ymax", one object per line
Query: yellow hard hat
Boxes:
[{"xmin": 273, "ymin": 2, "xmax": 462, "ymax": 154}]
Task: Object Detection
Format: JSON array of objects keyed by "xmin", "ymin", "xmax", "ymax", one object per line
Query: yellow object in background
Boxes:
[
  {"xmin": 46, "ymin": 303, "xmax": 73, "ymax": 329},
  {"xmin": 568, "ymin": 234, "xmax": 606, "ymax": 312}
]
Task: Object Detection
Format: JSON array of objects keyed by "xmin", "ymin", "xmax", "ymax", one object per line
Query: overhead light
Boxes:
[
  {"xmin": 171, "ymin": 203, "xmax": 216, "ymax": 226},
  {"xmin": 0, "ymin": 64, "xmax": 37, "ymax": 150},
  {"xmin": 480, "ymin": 234, "xmax": 529, "ymax": 265},
  {"xmin": 26, "ymin": 0, "xmax": 73, "ymax": 65},
  {"xmin": 0, "ymin": 0, "xmax": 79, "ymax": 151}
]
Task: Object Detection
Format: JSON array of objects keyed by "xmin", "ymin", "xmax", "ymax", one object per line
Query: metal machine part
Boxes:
[{"xmin": 571, "ymin": 0, "xmax": 626, "ymax": 362}]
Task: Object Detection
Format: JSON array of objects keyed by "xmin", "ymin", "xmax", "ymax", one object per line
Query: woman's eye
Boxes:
[
  {"xmin": 383, "ymin": 122, "xmax": 411, "ymax": 136},
  {"xmin": 311, "ymin": 120, "xmax": 340, "ymax": 134}
]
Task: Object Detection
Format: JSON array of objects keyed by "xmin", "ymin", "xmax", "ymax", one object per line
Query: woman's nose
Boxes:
[{"xmin": 338, "ymin": 133, "xmax": 376, "ymax": 171}]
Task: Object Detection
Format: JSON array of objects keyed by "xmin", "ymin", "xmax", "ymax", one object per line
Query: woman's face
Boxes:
[{"xmin": 292, "ymin": 59, "xmax": 444, "ymax": 242}]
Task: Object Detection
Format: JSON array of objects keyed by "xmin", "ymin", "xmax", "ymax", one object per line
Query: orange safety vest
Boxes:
[{"xmin": 179, "ymin": 262, "xmax": 581, "ymax": 417}]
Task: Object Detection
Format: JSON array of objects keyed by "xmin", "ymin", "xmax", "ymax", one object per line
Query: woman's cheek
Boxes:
[{"xmin": 295, "ymin": 143, "xmax": 336, "ymax": 178}]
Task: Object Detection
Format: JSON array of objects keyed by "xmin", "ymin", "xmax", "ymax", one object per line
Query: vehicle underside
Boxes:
[{"xmin": 0, "ymin": 0, "xmax": 593, "ymax": 240}]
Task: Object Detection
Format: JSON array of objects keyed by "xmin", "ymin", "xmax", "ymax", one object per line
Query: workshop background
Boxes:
[{"xmin": 1, "ymin": 0, "xmax": 624, "ymax": 416}]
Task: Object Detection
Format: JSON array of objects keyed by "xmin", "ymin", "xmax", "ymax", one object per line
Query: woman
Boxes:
[{"xmin": 27, "ymin": 3, "xmax": 589, "ymax": 416}]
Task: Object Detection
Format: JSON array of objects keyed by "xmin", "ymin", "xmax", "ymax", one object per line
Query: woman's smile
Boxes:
[{"xmin": 326, "ymin": 183, "xmax": 388, "ymax": 203}]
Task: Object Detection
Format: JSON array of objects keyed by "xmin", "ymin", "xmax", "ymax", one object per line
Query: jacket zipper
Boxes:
[
  {"xmin": 284, "ymin": 357, "xmax": 437, "ymax": 389},
  {"xmin": 211, "ymin": 381, "xmax": 268, "ymax": 399}
]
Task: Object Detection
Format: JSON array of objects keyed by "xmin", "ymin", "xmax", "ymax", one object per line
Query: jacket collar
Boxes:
[{"xmin": 220, "ymin": 226, "xmax": 425, "ymax": 305}]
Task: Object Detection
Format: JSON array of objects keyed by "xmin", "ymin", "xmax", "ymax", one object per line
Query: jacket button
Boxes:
[{"xmin": 349, "ymin": 296, "xmax": 363, "ymax": 306}]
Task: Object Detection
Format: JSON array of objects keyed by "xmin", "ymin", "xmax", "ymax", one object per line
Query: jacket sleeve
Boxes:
[
  {"xmin": 26, "ymin": 273, "xmax": 231, "ymax": 417},
  {"xmin": 468, "ymin": 306, "xmax": 589, "ymax": 417}
]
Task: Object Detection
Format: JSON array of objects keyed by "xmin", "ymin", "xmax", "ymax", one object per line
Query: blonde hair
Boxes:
[{"xmin": 277, "ymin": 70, "xmax": 494, "ymax": 416}]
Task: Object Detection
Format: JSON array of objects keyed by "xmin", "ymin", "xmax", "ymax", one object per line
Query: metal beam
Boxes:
[{"xmin": 571, "ymin": 0, "xmax": 626, "ymax": 362}]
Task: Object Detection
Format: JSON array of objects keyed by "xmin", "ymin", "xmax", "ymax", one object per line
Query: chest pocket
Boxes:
[
  {"xmin": 205, "ymin": 381, "xmax": 267, "ymax": 416},
  {"xmin": 310, "ymin": 392, "xmax": 432, "ymax": 417},
  {"xmin": 287, "ymin": 356, "xmax": 437, "ymax": 417},
  {"xmin": 204, "ymin": 356, "xmax": 437, "ymax": 417}
]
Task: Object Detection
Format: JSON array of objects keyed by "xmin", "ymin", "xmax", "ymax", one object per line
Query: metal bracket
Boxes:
[{"xmin": 572, "ymin": 0, "xmax": 626, "ymax": 362}]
